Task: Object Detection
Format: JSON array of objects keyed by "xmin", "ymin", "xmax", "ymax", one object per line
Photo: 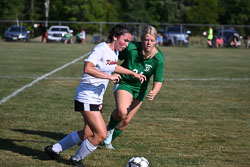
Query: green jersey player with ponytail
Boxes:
[{"xmin": 103, "ymin": 25, "xmax": 164, "ymax": 149}]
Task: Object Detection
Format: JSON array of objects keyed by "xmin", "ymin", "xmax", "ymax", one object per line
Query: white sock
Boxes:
[
  {"xmin": 52, "ymin": 131, "xmax": 81, "ymax": 153},
  {"xmin": 72, "ymin": 138, "xmax": 97, "ymax": 161}
]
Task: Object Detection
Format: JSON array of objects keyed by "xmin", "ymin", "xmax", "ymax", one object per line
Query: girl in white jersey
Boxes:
[{"xmin": 44, "ymin": 24, "xmax": 146, "ymax": 167}]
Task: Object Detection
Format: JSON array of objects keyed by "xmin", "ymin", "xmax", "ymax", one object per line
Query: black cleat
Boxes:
[
  {"xmin": 70, "ymin": 156, "xmax": 85, "ymax": 167},
  {"xmin": 44, "ymin": 145, "xmax": 60, "ymax": 160}
]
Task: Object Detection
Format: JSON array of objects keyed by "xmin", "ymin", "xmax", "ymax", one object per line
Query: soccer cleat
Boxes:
[
  {"xmin": 103, "ymin": 128, "xmax": 114, "ymax": 145},
  {"xmin": 44, "ymin": 145, "xmax": 60, "ymax": 160},
  {"xmin": 70, "ymin": 156, "xmax": 85, "ymax": 167},
  {"xmin": 103, "ymin": 142, "xmax": 115, "ymax": 150}
]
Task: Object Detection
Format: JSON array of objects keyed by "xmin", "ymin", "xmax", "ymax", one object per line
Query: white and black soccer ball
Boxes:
[{"xmin": 126, "ymin": 156, "xmax": 150, "ymax": 167}]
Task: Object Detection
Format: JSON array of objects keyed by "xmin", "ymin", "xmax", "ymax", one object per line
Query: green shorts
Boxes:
[{"xmin": 115, "ymin": 83, "xmax": 147, "ymax": 101}]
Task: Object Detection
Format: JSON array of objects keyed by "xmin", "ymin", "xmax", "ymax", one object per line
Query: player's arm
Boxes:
[
  {"xmin": 84, "ymin": 61, "xmax": 120, "ymax": 81},
  {"xmin": 147, "ymin": 52, "xmax": 164, "ymax": 101},
  {"xmin": 146, "ymin": 81, "xmax": 162, "ymax": 101},
  {"xmin": 114, "ymin": 65, "xmax": 146, "ymax": 83}
]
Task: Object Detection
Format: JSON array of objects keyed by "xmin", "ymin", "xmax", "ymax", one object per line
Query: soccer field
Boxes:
[{"xmin": 0, "ymin": 41, "xmax": 250, "ymax": 167}]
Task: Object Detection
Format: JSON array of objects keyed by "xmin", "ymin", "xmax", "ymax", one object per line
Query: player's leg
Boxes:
[
  {"xmin": 70, "ymin": 110, "xmax": 106, "ymax": 165},
  {"xmin": 44, "ymin": 116, "xmax": 90, "ymax": 160},
  {"xmin": 44, "ymin": 100, "xmax": 95, "ymax": 160},
  {"xmin": 103, "ymin": 99, "xmax": 143, "ymax": 150},
  {"xmin": 44, "ymin": 130, "xmax": 82, "ymax": 160},
  {"xmin": 114, "ymin": 99, "xmax": 143, "ymax": 131},
  {"xmin": 207, "ymin": 39, "xmax": 212, "ymax": 48},
  {"xmin": 104, "ymin": 89, "xmax": 133, "ymax": 145},
  {"xmin": 113, "ymin": 89, "xmax": 134, "ymax": 120},
  {"xmin": 112, "ymin": 99, "xmax": 142, "ymax": 143},
  {"xmin": 77, "ymin": 123, "xmax": 93, "ymax": 141},
  {"xmin": 81, "ymin": 110, "xmax": 107, "ymax": 145}
]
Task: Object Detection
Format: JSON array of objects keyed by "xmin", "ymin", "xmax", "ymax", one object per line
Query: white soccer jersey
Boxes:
[{"xmin": 75, "ymin": 42, "xmax": 118, "ymax": 104}]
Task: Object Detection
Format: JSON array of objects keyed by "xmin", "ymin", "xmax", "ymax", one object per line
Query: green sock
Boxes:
[
  {"xmin": 107, "ymin": 115, "xmax": 121, "ymax": 129},
  {"xmin": 112, "ymin": 129, "xmax": 123, "ymax": 142}
]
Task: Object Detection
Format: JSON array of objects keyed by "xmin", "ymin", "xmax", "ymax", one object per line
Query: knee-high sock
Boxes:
[
  {"xmin": 72, "ymin": 138, "xmax": 97, "ymax": 161},
  {"xmin": 52, "ymin": 131, "xmax": 81, "ymax": 153},
  {"xmin": 112, "ymin": 128, "xmax": 123, "ymax": 142},
  {"xmin": 107, "ymin": 114, "xmax": 121, "ymax": 130}
]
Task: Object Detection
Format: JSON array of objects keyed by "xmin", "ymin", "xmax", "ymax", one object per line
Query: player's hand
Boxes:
[
  {"xmin": 133, "ymin": 73, "xmax": 147, "ymax": 84},
  {"xmin": 146, "ymin": 90, "xmax": 156, "ymax": 101},
  {"xmin": 109, "ymin": 73, "xmax": 121, "ymax": 83}
]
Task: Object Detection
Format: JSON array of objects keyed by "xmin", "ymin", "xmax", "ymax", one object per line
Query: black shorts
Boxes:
[{"xmin": 74, "ymin": 100, "xmax": 102, "ymax": 112}]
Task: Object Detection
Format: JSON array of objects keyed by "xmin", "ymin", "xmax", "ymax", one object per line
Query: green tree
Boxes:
[
  {"xmin": 48, "ymin": 0, "xmax": 120, "ymax": 22},
  {"xmin": 49, "ymin": 0, "xmax": 67, "ymax": 21},
  {"xmin": 118, "ymin": 0, "xmax": 180, "ymax": 23},
  {"xmin": 218, "ymin": 0, "xmax": 250, "ymax": 25},
  {"xmin": 184, "ymin": 0, "xmax": 219, "ymax": 24},
  {"xmin": 0, "ymin": 0, "xmax": 25, "ymax": 20},
  {"xmin": 154, "ymin": 0, "xmax": 181, "ymax": 23},
  {"xmin": 119, "ymin": 0, "xmax": 151, "ymax": 22}
]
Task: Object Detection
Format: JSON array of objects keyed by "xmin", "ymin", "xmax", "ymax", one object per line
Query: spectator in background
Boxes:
[
  {"xmin": 230, "ymin": 33, "xmax": 239, "ymax": 48},
  {"xmin": 207, "ymin": 26, "xmax": 213, "ymax": 48},
  {"xmin": 132, "ymin": 34, "xmax": 136, "ymax": 41},
  {"xmin": 40, "ymin": 24, "xmax": 48, "ymax": 43},
  {"xmin": 64, "ymin": 31, "xmax": 73, "ymax": 44},
  {"xmin": 246, "ymin": 35, "xmax": 250, "ymax": 48},
  {"xmin": 80, "ymin": 30, "xmax": 86, "ymax": 44},
  {"xmin": 157, "ymin": 33, "xmax": 163, "ymax": 46},
  {"xmin": 216, "ymin": 36, "xmax": 223, "ymax": 48},
  {"xmin": 76, "ymin": 30, "xmax": 86, "ymax": 44}
]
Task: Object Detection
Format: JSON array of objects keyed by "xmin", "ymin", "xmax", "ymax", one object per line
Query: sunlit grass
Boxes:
[{"xmin": 0, "ymin": 41, "xmax": 250, "ymax": 166}]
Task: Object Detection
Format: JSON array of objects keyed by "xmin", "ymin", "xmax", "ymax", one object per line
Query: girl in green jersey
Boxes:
[{"xmin": 103, "ymin": 25, "xmax": 164, "ymax": 149}]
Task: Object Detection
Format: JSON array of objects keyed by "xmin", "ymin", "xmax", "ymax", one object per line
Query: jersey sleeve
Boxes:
[
  {"xmin": 154, "ymin": 51, "xmax": 165, "ymax": 82},
  {"xmin": 85, "ymin": 47, "xmax": 102, "ymax": 66}
]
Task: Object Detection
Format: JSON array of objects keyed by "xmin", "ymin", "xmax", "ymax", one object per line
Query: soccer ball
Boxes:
[{"xmin": 126, "ymin": 157, "xmax": 150, "ymax": 167}]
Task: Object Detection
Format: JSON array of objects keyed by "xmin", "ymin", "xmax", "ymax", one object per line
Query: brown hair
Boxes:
[{"xmin": 106, "ymin": 24, "xmax": 133, "ymax": 43}]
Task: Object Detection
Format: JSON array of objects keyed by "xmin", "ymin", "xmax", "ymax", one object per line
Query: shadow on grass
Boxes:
[
  {"xmin": 0, "ymin": 138, "xmax": 71, "ymax": 165},
  {"xmin": 0, "ymin": 129, "xmax": 71, "ymax": 165},
  {"xmin": 12, "ymin": 129, "xmax": 67, "ymax": 141}
]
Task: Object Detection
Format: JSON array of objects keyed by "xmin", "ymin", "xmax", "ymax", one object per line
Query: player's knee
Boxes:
[
  {"xmin": 114, "ymin": 108, "xmax": 127, "ymax": 120},
  {"xmin": 117, "ymin": 110, "xmax": 127, "ymax": 120}
]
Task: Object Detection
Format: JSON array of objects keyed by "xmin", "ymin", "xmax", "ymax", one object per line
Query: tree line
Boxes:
[
  {"xmin": 1, "ymin": 0, "xmax": 249, "ymax": 25},
  {"xmin": 0, "ymin": 0, "xmax": 250, "ymax": 37}
]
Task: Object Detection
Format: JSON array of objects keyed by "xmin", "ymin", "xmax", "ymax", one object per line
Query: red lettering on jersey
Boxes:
[{"xmin": 106, "ymin": 60, "xmax": 118, "ymax": 65}]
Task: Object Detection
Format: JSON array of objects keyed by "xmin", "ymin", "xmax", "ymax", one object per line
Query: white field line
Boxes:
[
  {"xmin": 0, "ymin": 52, "xmax": 90, "ymax": 105},
  {"xmin": 0, "ymin": 76, "xmax": 82, "ymax": 80}
]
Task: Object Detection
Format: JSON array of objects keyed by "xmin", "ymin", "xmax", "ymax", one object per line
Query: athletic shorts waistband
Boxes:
[{"xmin": 74, "ymin": 100, "xmax": 102, "ymax": 112}]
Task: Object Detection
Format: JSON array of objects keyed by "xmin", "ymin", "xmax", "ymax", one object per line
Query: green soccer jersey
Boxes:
[{"xmin": 119, "ymin": 41, "xmax": 164, "ymax": 91}]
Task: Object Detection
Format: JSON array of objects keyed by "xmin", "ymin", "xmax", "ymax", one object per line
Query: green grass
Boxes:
[{"xmin": 0, "ymin": 41, "xmax": 250, "ymax": 167}]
